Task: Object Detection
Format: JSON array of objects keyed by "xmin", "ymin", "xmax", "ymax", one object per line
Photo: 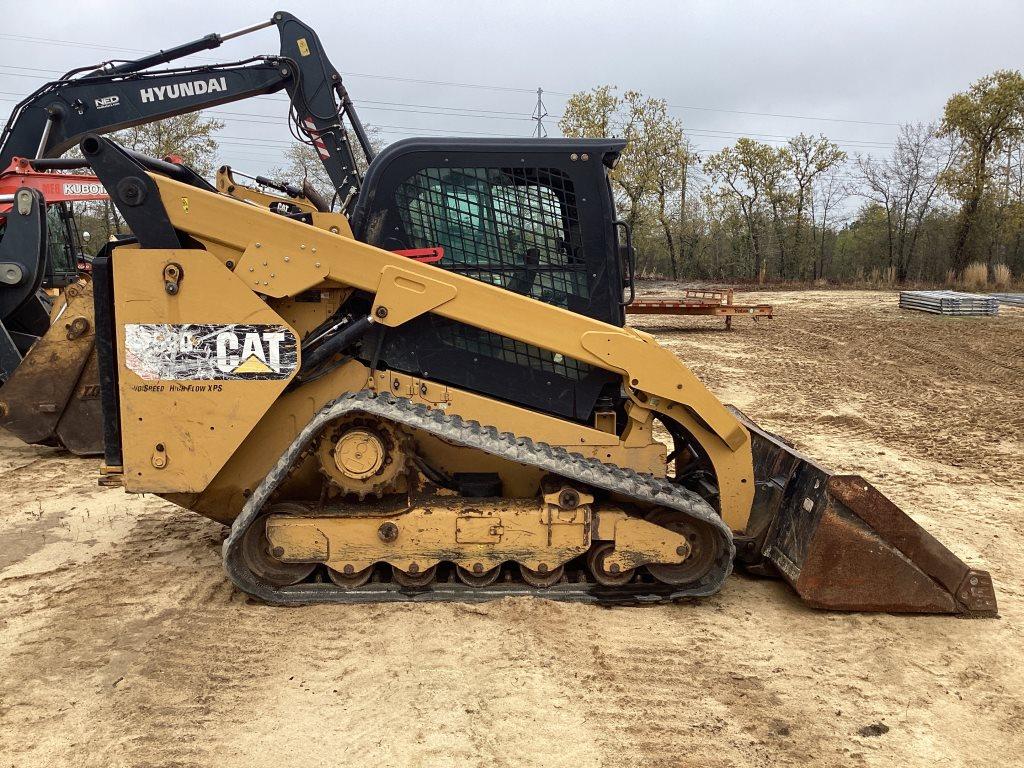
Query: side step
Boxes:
[{"xmin": 732, "ymin": 407, "xmax": 997, "ymax": 616}]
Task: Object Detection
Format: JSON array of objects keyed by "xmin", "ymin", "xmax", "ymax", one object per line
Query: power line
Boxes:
[
  {"xmin": 0, "ymin": 90, "xmax": 896, "ymax": 149},
  {"xmin": 663, "ymin": 103, "xmax": 899, "ymax": 127},
  {"xmin": 0, "ymin": 27, "xmax": 907, "ymax": 128}
]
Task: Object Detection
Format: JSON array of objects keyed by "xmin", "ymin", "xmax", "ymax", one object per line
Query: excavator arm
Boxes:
[
  {"xmin": 0, "ymin": 11, "xmax": 375, "ymax": 454},
  {"xmin": 0, "ymin": 11, "xmax": 373, "ymax": 210}
]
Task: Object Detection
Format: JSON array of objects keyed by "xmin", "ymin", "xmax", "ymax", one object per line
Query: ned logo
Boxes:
[{"xmin": 124, "ymin": 323, "xmax": 298, "ymax": 382}]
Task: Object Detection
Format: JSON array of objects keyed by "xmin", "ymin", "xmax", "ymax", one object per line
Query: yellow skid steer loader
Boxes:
[{"xmin": 80, "ymin": 134, "xmax": 997, "ymax": 614}]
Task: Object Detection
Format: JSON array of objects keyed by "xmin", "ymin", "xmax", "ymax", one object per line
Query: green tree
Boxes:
[
  {"xmin": 558, "ymin": 85, "xmax": 619, "ymax": 141},
  {"xmin": 704, "ymin": 138, "xmax": 784, "ymax": 282},
  {"xmin": 785, "ymin": 134, "xmax": 845, "ymax": 277},
  {"xmin": 857, "ymin": 123, "xmax": 951, "ymax": 283},
  {"xmin": 938, "ymin": 69, "xmax": 1024, "ymax": 273},
  {"xmin": 560, "ymin": 87, "xmax": 693, "ymax": 278},
  {"xmin": 809, "ymin": 166, "xmax": 849, "ymax": 281}
]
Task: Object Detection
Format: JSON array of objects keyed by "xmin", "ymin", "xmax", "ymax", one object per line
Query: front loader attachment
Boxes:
[
  {"xmin": 0, "ymin": 280, "xmax": 103, "ymax": 456},
  {"xmin": 733, "ymin": 409, "xmax": 997, "ymax": 616}
]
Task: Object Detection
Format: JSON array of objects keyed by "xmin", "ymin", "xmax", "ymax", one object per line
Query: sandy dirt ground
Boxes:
[{"xmin": 1, "ymin": 288, "xmax": 1021, "ymax": 767}]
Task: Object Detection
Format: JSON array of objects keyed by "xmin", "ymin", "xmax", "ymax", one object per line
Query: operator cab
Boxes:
[
  {"xmin": 43, "ymin": 202, "xmax": 83, "ymax": 288},
  {"xmin": 350, "ymin": 137, "xmax": 633, "ymax": 422}
]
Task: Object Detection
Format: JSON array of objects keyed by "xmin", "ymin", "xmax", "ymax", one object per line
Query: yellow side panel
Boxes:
[{"xmin": 114, "ymin": 249, "xmax": 298, "ymax": 493}]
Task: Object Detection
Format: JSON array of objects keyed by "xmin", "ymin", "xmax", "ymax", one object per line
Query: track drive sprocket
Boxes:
[{"xmin": 315, "ymin": 415, "xmax": 411, "ymax": 499}]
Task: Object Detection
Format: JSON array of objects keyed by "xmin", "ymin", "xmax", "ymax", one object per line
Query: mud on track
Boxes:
[{"xmin": 1, "ymin": 288, "xmax": 1021, "ymax": 767}]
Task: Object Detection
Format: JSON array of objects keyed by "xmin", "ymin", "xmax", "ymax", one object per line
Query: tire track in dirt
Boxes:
[
  {"xmin": 0, "ymin": 492, "xmax": 286, "ymax": 766},
  {"xmin": 513, "ymin": 598, "xmax": 843, "ymax": 768},
  {"xmin": 211, "ymin": 599, "xmax": 604, "ymax": 767},
  {"xmin": 2, "ymin": 288, "xmax": 1023, "ymax": 767},
  {"xmin": 657, "ymin": 289, "xmax": 1024, "ymax": 482}
]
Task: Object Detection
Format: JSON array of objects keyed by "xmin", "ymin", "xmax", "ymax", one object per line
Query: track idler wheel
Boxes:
[
  {"xmin": 392, "ymin": 564, "xmax": 436, "ymax": 588},
  {"xmin": 519, "ymin": 563, "xmax": 564, "ymax": 588},
  {"xmin": 587, "ymin": 542, "xmax": 636, "ymax": 586},
  {"xmin": 643, "ymin": 508, "xmax": 720, "ymax": 586},
  {"xmin": 240, "ymin": 504, "xmax": 318, "ymax": 587},
  {"xmin": 456, "ymin": 564, "xmax": 501, "ymax": 587}
]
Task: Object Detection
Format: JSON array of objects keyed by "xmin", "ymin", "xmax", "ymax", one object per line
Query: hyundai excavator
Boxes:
[{"xmin": 0, "ymin": 12, "xmax": 373, "ymax": 454}]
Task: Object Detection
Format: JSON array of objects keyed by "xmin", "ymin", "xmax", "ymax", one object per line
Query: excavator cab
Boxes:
[{"xmin": 43, "ymin": 201, "xmax": 84, "ymax": 289}]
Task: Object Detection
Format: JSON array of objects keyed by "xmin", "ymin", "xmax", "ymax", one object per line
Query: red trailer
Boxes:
[{"xmin": 626, "ymin": 288, "xmax": 773, "ymax": 329}]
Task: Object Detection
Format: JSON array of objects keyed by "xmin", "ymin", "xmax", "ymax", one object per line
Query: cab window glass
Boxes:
[{"xmin": 45, "ymin": 204, "xmax": 76, "ymax": 276}]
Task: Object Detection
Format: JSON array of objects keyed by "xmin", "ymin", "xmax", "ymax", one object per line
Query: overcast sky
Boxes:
[{"xmin": 3, "ymin": 0, "xmax": 1023, "ymax": 179}]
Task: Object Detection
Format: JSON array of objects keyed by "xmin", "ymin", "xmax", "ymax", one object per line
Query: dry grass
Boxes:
[
  {"xmin": 866, "ymin": 266, "xmax": 897, "ymax": 287},
  {"xmin": 962, "ymin": 262, "xmax": 989, "ymax": 290},
  {"xmin": 992, "ymin": 263, "xmax": 1012, "ymax": 290}
]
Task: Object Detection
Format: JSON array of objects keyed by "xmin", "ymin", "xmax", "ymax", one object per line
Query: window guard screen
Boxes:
[
  {"xmin": 391, "ymin": 165, "xmax": 592, "ymax": 382},
  {"xmin": 394, "ymin": 166, "xmax": 589, "ymax": 306}
]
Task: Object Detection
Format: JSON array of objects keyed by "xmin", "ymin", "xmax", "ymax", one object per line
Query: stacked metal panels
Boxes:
[
  {"xmin": 990, "ymin": 293, "xmax": 1024, "ymax": 308},
  {"xmin": 898, "ymin": 290, "xmax": 1000, "ymax": 316}
]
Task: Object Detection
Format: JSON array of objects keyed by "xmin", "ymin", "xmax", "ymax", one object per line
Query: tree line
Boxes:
[
  {"xmin": 69, "ymin": 71, "xmax": 1024, "ymax": 289},
  {"xmin": 560, "ymin": 72, "xmax": 1024, "ymax": 287}
]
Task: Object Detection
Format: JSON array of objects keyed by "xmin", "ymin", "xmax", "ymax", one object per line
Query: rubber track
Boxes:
[{"xmin": 223, "ymin": 391, "xmax": 735, "ymax": 605}]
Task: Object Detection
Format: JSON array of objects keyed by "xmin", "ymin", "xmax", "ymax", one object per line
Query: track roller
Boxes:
[
  {"xmin": 519, "ymin": 563, "xmax": 564, "ymax": 588},
  {"xmin": 392, "ymin": 564, "xmax": 436, "ymax": 588},
  {"xmin": 456, "ymin": 564, "xmax": 502, "ymax": 587},
  {"xmin": 326, "ymin": 564, "xmax": 373, "ymax": 588}
]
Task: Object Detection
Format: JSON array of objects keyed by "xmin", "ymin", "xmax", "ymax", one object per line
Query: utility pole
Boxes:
[{"xmin": 532, "ymin": 87, "xmax": 548, "ymax": 138}]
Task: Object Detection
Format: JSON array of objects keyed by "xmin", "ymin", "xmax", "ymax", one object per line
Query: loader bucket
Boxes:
[
  {"xmin": 730, "ymin": 408, "xmax": 997, "ymax": 616},
  {"xmin": 0, "ymin": 281, "xmax": 103, "ymax": 456}
]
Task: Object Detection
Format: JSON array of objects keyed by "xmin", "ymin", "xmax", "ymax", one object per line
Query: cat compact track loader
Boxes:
[{"xmin": 80, "ymin": 128, "xmax": 997, "ymax": 615}]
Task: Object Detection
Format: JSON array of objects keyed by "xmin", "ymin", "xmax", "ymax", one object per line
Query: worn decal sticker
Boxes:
[{"xmin": 124, "ymin": 323, "xmax": 297, "ymax": 381}]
